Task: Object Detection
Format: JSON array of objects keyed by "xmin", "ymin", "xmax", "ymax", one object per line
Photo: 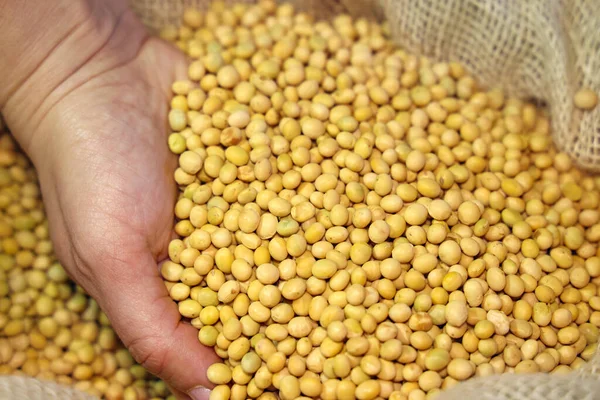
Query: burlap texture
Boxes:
[
  {"xmin": 437, "ymin": 369, "xmax": 600, "ymax": 400},
  {"xmin": 435, "ymin": 349, "xmax": 600, "ymax": 400},
  {"xmin": 0, "ymin": 376, "xmax": 97, "ymax": 400}
]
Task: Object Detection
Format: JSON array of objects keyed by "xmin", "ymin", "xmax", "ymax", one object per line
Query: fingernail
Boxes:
[{"xmin": 188, "ymin": 386, "xmax": 211, "ymax": 400}]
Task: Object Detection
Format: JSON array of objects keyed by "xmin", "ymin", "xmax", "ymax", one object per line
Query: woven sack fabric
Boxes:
[{"xmin": 0, "ymin": 376, "xmax": 97, "ymax": 400}]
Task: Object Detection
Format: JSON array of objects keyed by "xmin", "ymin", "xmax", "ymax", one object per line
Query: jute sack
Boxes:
[
  {"xmin": 3, "ymin": 1, "xmax": 600, "ymax": 399},
  {"xmin": 0, "ymin": 376, "xmax": 97, "ymax": 400}
]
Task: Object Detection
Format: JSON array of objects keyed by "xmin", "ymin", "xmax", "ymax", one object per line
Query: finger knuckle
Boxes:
[{"xmin": 127, "ymin": 335, "xmax": 171, "ymax": 379}]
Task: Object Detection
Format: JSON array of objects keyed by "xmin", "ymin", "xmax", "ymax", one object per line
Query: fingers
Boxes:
[{"xmin": 92, "ymin": 252, "xmax": 219, "ymax": 399}]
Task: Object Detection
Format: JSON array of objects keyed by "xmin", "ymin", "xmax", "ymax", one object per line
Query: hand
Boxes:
[{"xmin": 1, "ymin": 3, "xmax": 217, "ymax": 399}]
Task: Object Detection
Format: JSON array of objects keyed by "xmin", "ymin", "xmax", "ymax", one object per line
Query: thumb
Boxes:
[{"xmin": 93, "ymin": 253, "xmax": 218, "ymax": 400}]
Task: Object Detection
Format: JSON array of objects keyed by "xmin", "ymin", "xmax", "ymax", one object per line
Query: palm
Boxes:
[
  {"xmin": 35, "ymin": 37, "xmax": 181, "ymax": 295},
  {"xmin": 29, "ymin": 37, "xmax": 217, "ymax": 395}
]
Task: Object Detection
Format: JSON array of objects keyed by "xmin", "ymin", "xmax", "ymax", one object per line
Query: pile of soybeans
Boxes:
[
  {"xmin": 0, "ymin": 126, "xmax": 173, "ymax": 399},
  {"xmin": 163, "ymin": 1, "xmax": 600, "ymax": 400}
]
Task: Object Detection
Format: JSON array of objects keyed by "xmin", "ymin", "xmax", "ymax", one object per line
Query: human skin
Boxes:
[{"xmin": 0, "ymin": 1, "xmax": 217, "ymax": 399}]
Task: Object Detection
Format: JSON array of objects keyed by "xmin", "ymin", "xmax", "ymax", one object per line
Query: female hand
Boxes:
[{"xmin": 1, "ymin": 1, "xmax": 218, "ymax": 398}]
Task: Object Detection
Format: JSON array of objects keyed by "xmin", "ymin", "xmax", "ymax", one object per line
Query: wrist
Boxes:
[{"xmin": 0, "ymin": 0, "xmax": 148, "ymax": 156}]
